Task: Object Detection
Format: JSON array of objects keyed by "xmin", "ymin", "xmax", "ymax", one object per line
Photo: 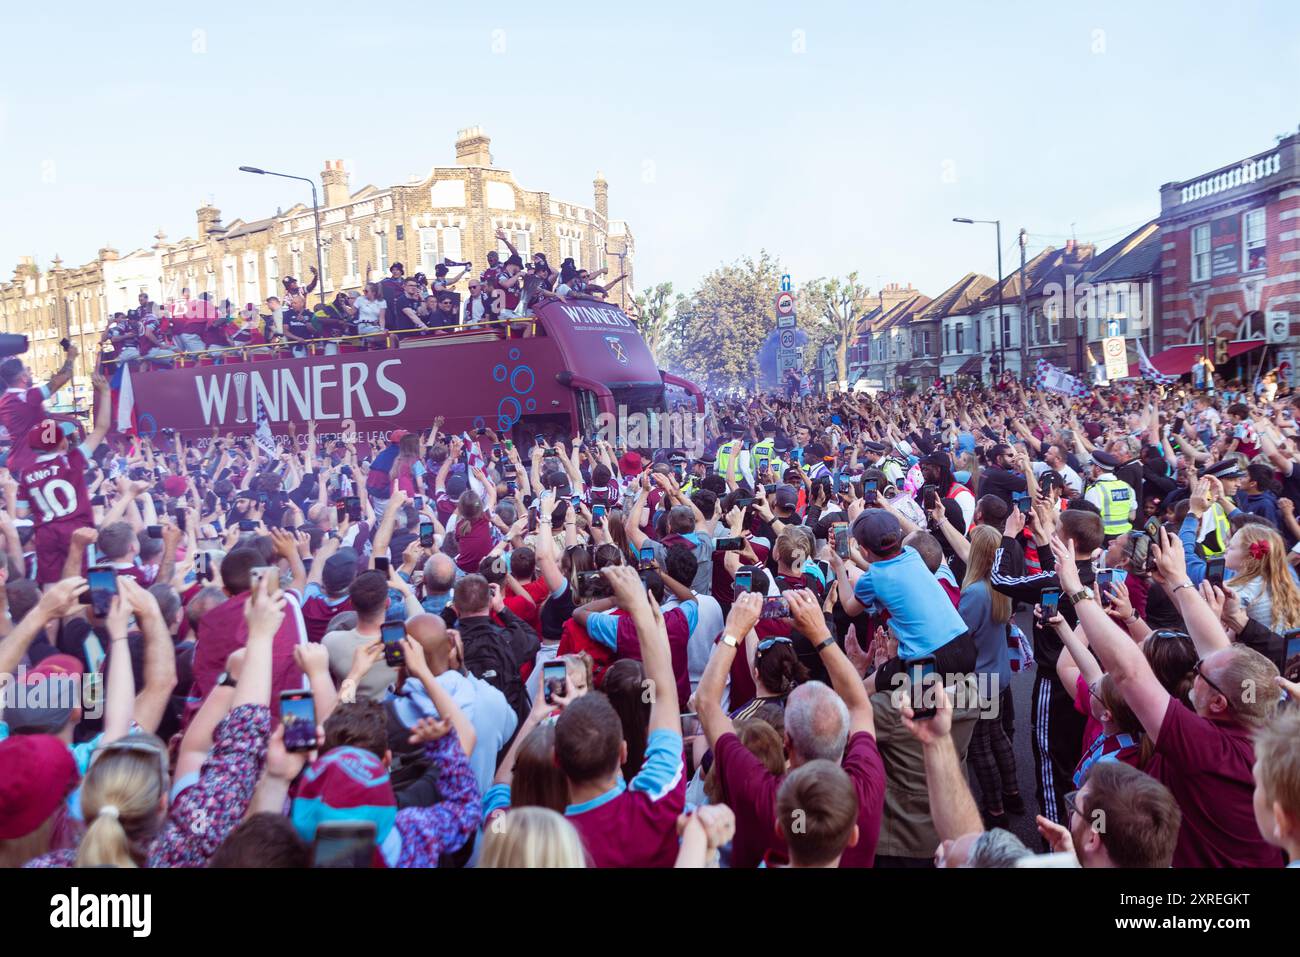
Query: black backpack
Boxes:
[{"xmin": 461, "ymin": 633, "xmax": 528, "ymax": 724}]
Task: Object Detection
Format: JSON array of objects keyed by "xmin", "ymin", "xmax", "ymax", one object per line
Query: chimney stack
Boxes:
[
  {"xmin": 197, "ymin": 204, "xmax": 222, "ymax": 241},
  {"xmin": 454, "ymin": 127, "xmax": 493, "ymax": 167},
  {"xmin": 593, "ymin": 171, "xmax": 609, "ymax": 222},
  {"xmin": 322, "ymin": 160, "xmax": 350, "ymax": 208}
]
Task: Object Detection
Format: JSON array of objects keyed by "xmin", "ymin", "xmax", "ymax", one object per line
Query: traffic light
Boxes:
[{"xmin": 1214, "ymin": 336, "xmax": 1230, "ymax": 366}]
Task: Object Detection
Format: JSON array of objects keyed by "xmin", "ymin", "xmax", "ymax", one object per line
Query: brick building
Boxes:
[
  {"xmin": 864, "ymin": 291, "xmax": 932, "ymax": 390},
  {"xmin": 824, "ymin": 282, "xmax": 921, "ymax": 389},
  {"xmin": 0, "ymin": 128, "xmax": 633, "ymax": 392},
  {"xmin": 900, "ymin": 273, "xmax": 994, "ymax": 386},
  {"xmin": 162, "ymin": 128, "xmax": 633, "ymax": 313},
  {"xmin": 1155, "ymin": 127, "xmax": 1300, "ymax": 379}
]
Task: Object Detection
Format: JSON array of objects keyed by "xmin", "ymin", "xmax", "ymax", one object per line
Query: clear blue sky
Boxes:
[{"xmin": 2, "ymin": 1, "xmax": 1298, "ymax": 300}]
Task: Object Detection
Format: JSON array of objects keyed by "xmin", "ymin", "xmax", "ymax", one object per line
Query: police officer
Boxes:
[
  {"xmin": 1084, "ymin": 449, "xmax": 1136, "ymax": 540},
  {"xmin": 670, "ymin": 453, "xmax": 696, "ymax": 494},
  {"xmin": 751, "ymin": 419, "xmax": 779, "ymax": 479},
  {"xmin": 1197, "ymin": 459, "xmax": 1244, "ymax": 557},
  {"xmin": 715, "ymin": 427, "xmax": 753, "ymax": 486}
]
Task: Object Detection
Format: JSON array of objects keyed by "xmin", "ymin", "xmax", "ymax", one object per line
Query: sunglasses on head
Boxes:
[{"xmin": 93, "ymin": 734, "xmax": 170, "ymax": 787}]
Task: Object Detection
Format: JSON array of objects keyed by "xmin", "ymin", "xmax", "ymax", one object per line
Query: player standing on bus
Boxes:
[
  {"xmin": 16, "ymin": 372, "xmax": 112, "ymax": 585},
  {"xmin": 0, "ymin": 342, "xmax": 80, "ymax": 480}
]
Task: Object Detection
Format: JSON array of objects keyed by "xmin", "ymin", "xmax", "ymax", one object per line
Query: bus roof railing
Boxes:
[{"xmin": 104, "ymin": 316, "xmax": 540, "ymax": 371}]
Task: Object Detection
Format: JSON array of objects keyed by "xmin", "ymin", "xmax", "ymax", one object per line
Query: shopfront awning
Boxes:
[
  {"xmin": 1128, "ymin": 339, "xmax": 1266, "ymax": 377},
  {"xmin": 956, "ymin": 354, "xmax": 983, "ymax": 376}
]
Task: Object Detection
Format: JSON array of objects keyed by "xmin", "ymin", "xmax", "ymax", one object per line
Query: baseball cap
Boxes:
[
  {"xmin": 854, "ymin": 510, "xmax": 903, "ymax": 556},
  {"xmin": 773, "ymin": 485, "xmax": 799, "ymax": 510},
  {"xmin": 445, "ymin": 466, "xmax": 469, "ymax": 498},
  {"xmin": 26, "ymin": 423, "xmax": 61, "ymax": 453},
  {"xmin": 3, "ymin": 654, "xmax": 85, "ymax": 734},
  {"xmin": 0, "ymin": 735, "xmax": 78, "ymax": 839},
  {"xmin": 323, "ymin": 548, "xmax": 359, "ymax": 595}
]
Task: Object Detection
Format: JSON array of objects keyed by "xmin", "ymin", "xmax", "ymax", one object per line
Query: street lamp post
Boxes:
[
  {"xmin": 239, "ymin": 166, "xmax": 326, "ymax": 308},
  {"xmin": 953, "ymin": 217, "xmax": 1003, "ymax": 382}
]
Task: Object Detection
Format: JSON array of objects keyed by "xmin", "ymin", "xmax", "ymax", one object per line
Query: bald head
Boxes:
[
  {"xmin": 423, "ymin": 553, "xmax": 456, "ymax": 596},
  {"xmin": 405, "ymin": 614, "xmax": 453, "ymax": 675}
]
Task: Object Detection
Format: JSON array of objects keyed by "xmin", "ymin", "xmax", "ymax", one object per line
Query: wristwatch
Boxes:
[
  {"xmin": 720, "ymin": 633, "xmax": 740, "ymax": 648},
  {"xmin": 217, "ymin": 671, "xmax": 237, "ymax": 689},
  {"xmin": 813, "ymin": 635, "xmax": 836, "ymax": 653},
  {"xmin": 1066, "ymin": 589, "xmax": 1092, "ymax": 607}
]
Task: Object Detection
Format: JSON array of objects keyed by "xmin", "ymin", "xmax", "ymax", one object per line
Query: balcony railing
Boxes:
[{"xmin": 1178, "ymin": 153, "xmax": 1281, "ymax": 205}]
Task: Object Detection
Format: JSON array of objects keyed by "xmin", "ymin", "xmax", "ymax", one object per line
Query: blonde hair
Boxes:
[
  {"xmin": 477, "ymin": 807, "xmax": 587, "ymax": 868},
  {"xmin": 704, "ymin": 718, "xmax": 785, "ymax": 804},
  {"xmin": 1254, "ymin": 709, "xmax": 1300, "ymax": 821},
  {"xmin": 0, "ymin": 816, "xmax": 56, "ymax": 868},
  {"xmin": 961, "ymin": 525, "xmax": 1012, "ymax": 625},
  {"xmin": 76, "ymin": 736, "xmax": 169, "ymax": 869},
  {"xmin": 774, "ymin": 529, "xmax": 810, "ymax": 574},
  {"xmin": 1227, "ymin": 525, "xmax": 1300, "ymax": 632},
  {"xmin": 561, "ymin": 653, "xmax": 594, "ymax": 693}
]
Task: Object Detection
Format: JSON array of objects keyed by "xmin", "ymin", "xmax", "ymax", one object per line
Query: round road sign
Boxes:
[{"xmin": 775, "ymin": 291, "xmax": 795, "ymax": 317}]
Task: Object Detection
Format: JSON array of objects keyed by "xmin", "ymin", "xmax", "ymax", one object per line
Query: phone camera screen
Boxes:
[
  {"xmin": 281, "ymin": 693, "xmax": 317, "ymax": 751},
  {"xmin": 381, "ymin": 622, "xmax": 406, "ymax": 666},
  {"xmin": 543, "ymin": 664, "xmax": 567, "ymax": 705},
  {"xmin": 88, "ymin": 569, "xmax": 117, "ymax": 617}
]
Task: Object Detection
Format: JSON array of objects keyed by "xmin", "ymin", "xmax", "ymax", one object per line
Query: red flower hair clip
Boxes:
[{"xmin": 1249, "ymin": 539, "xmax": 1271, "ymax": 561}]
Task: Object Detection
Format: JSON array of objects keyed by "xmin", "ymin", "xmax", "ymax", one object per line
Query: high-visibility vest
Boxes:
[
  {"xmin": 873, "ymin": 456, "xmax": 905, "ymax": 485},
  {"xmin": 1090, "ymin": 476, "xmax": 1134, "ymax": 536},
  {"xmin": 716, "ymin": 440, "xmax": 742, "ymax": 478},
  {"xmin": 1199, "ymin": 503, "xmax": 1232, "ymax": 557},
  {"xmin": 751, "ymin": 438, "xmax": 776, "ymax": 473}
]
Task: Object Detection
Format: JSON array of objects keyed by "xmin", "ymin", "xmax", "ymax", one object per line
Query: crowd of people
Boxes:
[
  {"xmin": 99, "ymin": 228, "xmax": 629, "ymax": 367},
  {"xmin": 0, "ymin": 346, "xmax": 1298, "ymax": 870}
]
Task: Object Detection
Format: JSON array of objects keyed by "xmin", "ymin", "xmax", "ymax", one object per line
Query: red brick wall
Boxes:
[{"xmin": 1161, "ymin": 188, "xmax": 1300, "ymax": 346}]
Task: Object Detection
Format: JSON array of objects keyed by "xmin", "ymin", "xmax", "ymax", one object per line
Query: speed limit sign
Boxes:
[
  {"xmin": 1102, "ymin": 336, "xmax": 1128, "ymax": 380},
  {"xmin": 779, "ymin": 329, "xmax": 796, "ymax": 350}
]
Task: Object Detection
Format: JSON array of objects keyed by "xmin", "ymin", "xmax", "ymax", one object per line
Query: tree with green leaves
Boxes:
[
  {"xmin": 672, "ymin": 251, "xmax": 785, "ymax": 392},
  {"xmin": 799, "ymin": 272, "xmax": 873, "ymax": 389},
  {"xmin": 632, "ymin": 282, "xmax": 685, "ymax": 363}
]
